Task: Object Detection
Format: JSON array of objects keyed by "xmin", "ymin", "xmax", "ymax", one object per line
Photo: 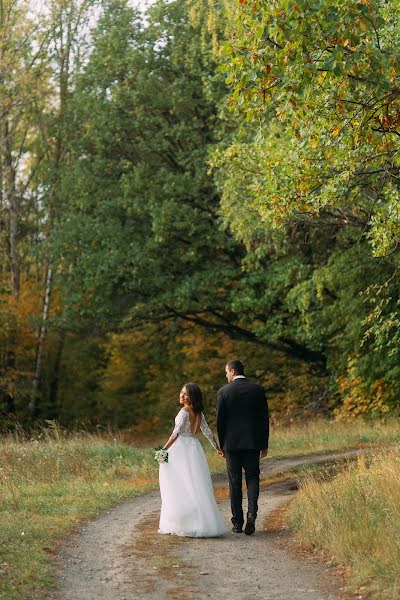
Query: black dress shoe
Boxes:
[
  {"xmin": 244, "ymin": 516, "xmax": 255, "ymax": 535},
  {"xmin": 232, "ymin": 525, "xmax": 243, "ymax": 533}
]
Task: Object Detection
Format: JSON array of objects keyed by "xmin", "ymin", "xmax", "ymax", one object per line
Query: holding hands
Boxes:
[{"xmin": 216, "ymin": 448, "xmax": 266, "ymax": 458}]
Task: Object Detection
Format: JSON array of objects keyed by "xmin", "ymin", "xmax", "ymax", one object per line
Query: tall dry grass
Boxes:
[
  {"xmin": 287, "ymin": 449, "xmax": 400, "ymax": 599},
  {"xmin": 0, "ymin": 425, "xmax": 159, "ymax": 600}
]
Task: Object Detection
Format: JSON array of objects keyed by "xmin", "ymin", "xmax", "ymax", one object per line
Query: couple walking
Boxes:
[{"xmin": 158, "ymin": 360, "xmax": 269, "ymax": 537}]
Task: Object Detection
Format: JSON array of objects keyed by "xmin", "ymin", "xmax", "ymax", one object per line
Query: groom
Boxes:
[{"xmin": 216, "ymin": 360, "xmax": 269, "ymax": 535}]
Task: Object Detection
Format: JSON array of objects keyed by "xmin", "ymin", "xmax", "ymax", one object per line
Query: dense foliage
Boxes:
[
  {"xmin": 0, "ymin": 0, "xmax": 399, "ymax": 429},
  {"xmin": 216, "ymin": 0, "xmax": 400, "ymax": 417}
]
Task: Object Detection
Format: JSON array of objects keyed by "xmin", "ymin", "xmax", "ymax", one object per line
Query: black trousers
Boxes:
[{"xmin": 225, "ymin": 450, "xmax": 260, "ymax": 527}]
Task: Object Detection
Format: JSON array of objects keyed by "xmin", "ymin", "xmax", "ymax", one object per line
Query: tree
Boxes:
[
  {"xmin": 29, "ymin": 0, "xmax": 96, "ymax": 417},
  {"xmin": 222, "ymin": 0, "xmax": 400, "ymax": 255},
  {"xmin": 0, "ymin": 0, "xmax": 49, "ymax": 416},
  {"xmin": 214, "ymin": 0, "xmax": 400, "ymax": 414}
]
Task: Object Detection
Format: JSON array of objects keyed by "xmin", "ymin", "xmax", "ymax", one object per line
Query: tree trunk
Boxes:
[
  {"xmin": 2, "ymin": 118, "xmax": 19, "ymax": 296},
  {"xmin": 29, "ymin": 263, "xmax": 53, "ymax": 417},
  {"xmin": 0, "ymin": 99, "xmax": 18, "ymax": 414},
  {"xmin": 47, "ymin": 328, "xmax": 66, "ymax": 419}
]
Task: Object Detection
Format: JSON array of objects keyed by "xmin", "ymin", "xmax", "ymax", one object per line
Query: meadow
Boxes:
[
  {"xmin": 0, "ymin": 427, "xmax": 159, "ymax": 600},
  {"xmin": 288, "ymin": 449, "xmax": 400, "ymax": 600},
  {"xmin": 1, "ymin": 418, "xmax": 400, "ymax": 599}
]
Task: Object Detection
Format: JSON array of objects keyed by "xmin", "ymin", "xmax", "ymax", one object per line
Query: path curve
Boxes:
[{"xmin": 53, "ymin": 449, "xmax": 371, "ymax": 600}]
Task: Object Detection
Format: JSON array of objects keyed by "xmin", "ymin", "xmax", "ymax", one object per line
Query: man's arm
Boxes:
[
  {"xmin": 259, "ymin": 389, "xmax": 269, "ymax": 457},
  {"xmin": 216, "ymin": 389, "xmax": 226, "ymax": 452}
]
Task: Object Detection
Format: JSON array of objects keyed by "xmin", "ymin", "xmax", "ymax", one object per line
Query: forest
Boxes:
[{"xmin": 0, "ymin": 0, "xmax": 399, "ymax": 430}]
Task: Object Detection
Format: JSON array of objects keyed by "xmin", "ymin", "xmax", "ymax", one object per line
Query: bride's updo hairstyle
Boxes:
[{"xmin": 184, "ymin": 383, "xmax": 204, "ymax": 414}]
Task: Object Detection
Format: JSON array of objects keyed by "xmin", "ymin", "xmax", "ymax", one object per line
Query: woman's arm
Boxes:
[
  {"xmin": 162, "ymin": 409, "xmax": 187, "ymax": 450},
  {"xmin": 200, "ymin": 413, "xmax": 223, "ymax": 454},
  {"xmin": 162, "ymin": 432, "xmax": 178, "ymax": 450}
]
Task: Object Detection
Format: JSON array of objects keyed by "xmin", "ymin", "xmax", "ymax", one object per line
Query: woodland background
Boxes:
[{"xmin": 1, "ymin": 0, "xmax": 399, "ymax": 431}]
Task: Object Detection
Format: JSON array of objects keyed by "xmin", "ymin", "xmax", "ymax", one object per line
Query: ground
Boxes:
[{"xmin": 53, "ymin": 451, "xmax": 368, "ymax": 600}]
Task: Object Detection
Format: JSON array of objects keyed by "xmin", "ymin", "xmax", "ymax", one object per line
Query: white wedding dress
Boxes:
[{"xmin": 158, "ymin": 408, "xmax": 228, "ymax": 537}]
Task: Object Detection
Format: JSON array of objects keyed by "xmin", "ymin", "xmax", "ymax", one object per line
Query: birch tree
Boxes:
[
  {"xmin": 29, "ymin": 0, "xmax": 96, "ymax": 417},
  {"xmin": 0, "ymin": 0, "xmax": 48, "ymax": 415}
]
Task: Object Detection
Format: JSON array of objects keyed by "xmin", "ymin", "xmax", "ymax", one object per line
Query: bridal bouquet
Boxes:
[{"xmin": 154, "ymin": 447, "xmax": 169, "ymax": 464}]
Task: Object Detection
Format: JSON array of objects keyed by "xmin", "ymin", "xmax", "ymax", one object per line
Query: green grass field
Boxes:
[
  {"xmin": 268, "ymin": 418, "xmax": 400, "ymax": 456},
  {"xmin": 0, "ymin": 430, "xmax": 159, "ymax": 600}
]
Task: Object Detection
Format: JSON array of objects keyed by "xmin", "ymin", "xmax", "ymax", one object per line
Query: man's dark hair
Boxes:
[{"xmin": 226, "ymin": 360, "xmax": 245, "ymax": 375}]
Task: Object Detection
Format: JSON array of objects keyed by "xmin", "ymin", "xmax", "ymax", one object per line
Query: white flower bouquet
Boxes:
[{"xmin": 154, "ymin": 447, "xmax": 169, "ymax": 464}]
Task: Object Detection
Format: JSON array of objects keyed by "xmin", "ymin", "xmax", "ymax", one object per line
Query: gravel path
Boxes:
[{"xmin": 54, "ymin": 449, "xmax": 369, "ymax": 600}]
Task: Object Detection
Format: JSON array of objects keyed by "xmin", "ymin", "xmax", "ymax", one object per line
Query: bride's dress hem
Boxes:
[{"xmin": 158, "ymin": 528, "xmax": 226, "ymax": 538}]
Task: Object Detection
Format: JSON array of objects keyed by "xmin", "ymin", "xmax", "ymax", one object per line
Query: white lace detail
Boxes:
[
  {"xmin": 200, "ymin": 413, "xmax": 217, "ymax": 449},
  {"xmin": 171, "ymin": 408, "xmax": 189, "ymax": 439},
  {"xmin": 171, "ymin": 409, "xmax": 216, "ymax": 449}
]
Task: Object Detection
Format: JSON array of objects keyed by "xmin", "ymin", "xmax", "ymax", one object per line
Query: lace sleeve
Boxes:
[
  {"xmin": 200, "ymin": 413, "xmax": 217, "ymax": 449},
  {"xmin": 171, "ymin": 409, "xmax": 188, "ymax": 440}
]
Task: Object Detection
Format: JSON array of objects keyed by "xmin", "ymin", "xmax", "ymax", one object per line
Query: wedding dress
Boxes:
[{"xmin": 158, "ymin": 408, "xmax": 228, "ymax": 537}]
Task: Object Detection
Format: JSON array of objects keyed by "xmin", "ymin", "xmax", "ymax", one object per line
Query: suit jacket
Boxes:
[{"xmin": 216, "ymin": 377, "xmax": 269, "ymax": 452}]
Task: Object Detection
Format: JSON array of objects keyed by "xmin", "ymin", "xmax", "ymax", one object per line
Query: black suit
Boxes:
[{"xmin": 217, "ymin": 377, "xmax": 269, "ymax": 527}]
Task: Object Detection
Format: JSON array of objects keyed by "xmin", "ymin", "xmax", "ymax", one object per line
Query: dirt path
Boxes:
[{"xmin": 54, "ymin": 449, "xmax": 369, "ymax": 600}]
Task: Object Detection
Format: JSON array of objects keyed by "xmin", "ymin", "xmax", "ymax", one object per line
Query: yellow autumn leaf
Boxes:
[{"xmin": 359, "ymin": 19, "xmax": 368, "ymax": 32}]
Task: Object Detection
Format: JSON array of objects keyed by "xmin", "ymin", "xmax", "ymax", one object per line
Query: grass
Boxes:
[
  {"xmin": 287, "ymin": 448, "xmax": 400, "ymax": 599},
  {"xmin": 0, "ymin": 428, "xmax": 159, "ymax": 600},
  {"xmin": 1, "ymin": 417, "xmax": 400, "ymax": 599},
  {"xmin": 267, "ymin": 417, "xmax": 400, "ymax": 457}
]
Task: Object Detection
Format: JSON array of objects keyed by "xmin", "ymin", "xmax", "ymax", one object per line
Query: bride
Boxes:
[{"xmin": 158, "ymin": 383, "xmax": 228, "ymax": 537}]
